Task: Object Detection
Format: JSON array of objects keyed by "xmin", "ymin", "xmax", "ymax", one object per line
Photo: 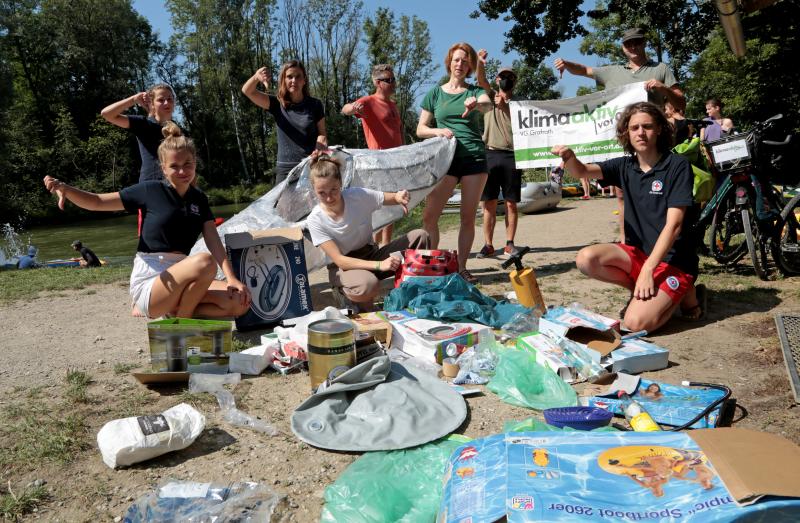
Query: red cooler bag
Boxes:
[{"xmin": 394, "ymin": 249, "xmax": 459, "ymax": 288}]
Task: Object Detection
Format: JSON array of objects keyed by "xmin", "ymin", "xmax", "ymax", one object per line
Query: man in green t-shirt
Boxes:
[{"xmin": 554, "ymin": 27, "xmax": 686, "ymax": 242}]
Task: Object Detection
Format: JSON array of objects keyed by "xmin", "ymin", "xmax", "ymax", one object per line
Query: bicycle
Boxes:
[{"xmin": 690, "ymin": 115, "xmax": 794, "ymax": 279}]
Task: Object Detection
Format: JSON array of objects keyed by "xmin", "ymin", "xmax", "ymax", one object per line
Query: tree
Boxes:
[
  {"xmin": 470, "ymin": 0, "xmax": 586, "ymax": 65},
  {"xmin": 363, "ymin": 7, "xmax": 436, "ymax": 142},
  {"xmin": 685, "ymin": 2, "xmax": 800, "ymax": 136}
]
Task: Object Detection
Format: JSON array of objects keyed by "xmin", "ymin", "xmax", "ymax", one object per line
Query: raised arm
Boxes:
[
  {"xmin": 43, "ymin": 176, "xmax": 124, "ymax": 212},
  {"xmin": 554, "ymin": 58, "xmax": 594, "ymax": 79},
  {"xmin": 100, "ymin": 92, "xmax": 149, "ymax": 129},
  {"xmin": 315, "ymin": 118, "xmax": 328, "ymax": 150},
  {"xmin": 550, "ymin": 145, "xmax": 603, "ymax": 179},
  {"xmin": 241, "ymin": 67, "xmax": 271, "ymax": 110},
  {"xmin": 476, "ymin": 49, "xmax": 494, "ymax": 96},
  {"xmin": 416, "ymin": 109, "xmax": 453, "ymax": 139},
  {"xmin": 341, "ymin": 99, "xmax": 364, "ymax": 117}
]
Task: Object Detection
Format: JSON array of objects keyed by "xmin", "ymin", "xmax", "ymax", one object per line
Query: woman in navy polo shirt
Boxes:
[
  {"xmin": 43, "ymin": 123, "xmax": 250, "ymax": 320},
  {"xmin": 551, "ymin": 102, "xmax": 704, "ymax": 333}
]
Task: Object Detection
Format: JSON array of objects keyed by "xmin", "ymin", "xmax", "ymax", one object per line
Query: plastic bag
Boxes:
[
  {"xmin": 320, "ymin": 435, "xmax": 470, "ymax": 523},
  {"xmin": 123, "ymin": 480, "xmax": 280, "ymax": 522},
  {"xmin": 487, "ymin": 348, "xmax": 577, "ymax": 410},
  {"xmin": 384, "ymin": 273, "xmax": 528, "ymax": 328},
  {"xmin": 97, "ymin": 403, "xmax": 205, "ymax": 469},
  {"xmin": 189, "ymin": 373, "xmax": 277, "ymax": 435},
  {"xmin": 500, "ymin": 310, "xmax": 542, "ymax": 339}
]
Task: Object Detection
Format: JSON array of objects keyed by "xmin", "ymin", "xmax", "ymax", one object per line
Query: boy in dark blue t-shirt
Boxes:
[{"xmin": 552, "ymin": 102, "xmax": 704, "ymax": 333}]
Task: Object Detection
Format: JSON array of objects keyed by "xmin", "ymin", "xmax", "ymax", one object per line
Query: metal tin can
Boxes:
[{"xmin": 307, "ymin": 319, "xmax": 356, "ymax": 389}]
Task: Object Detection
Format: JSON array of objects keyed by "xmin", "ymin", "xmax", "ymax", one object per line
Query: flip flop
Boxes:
[{"xmin": 681, "ymin": 283, "xmax": 707, "ymax": 321}]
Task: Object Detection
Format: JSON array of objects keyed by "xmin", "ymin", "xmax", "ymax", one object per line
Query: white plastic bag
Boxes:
[
  {"xmin": 228, "ymin": 341, "xmax": 278, "ymax": 375},
  {"xmin": 96, "ymin": 403, "xmax": 205, "ymax": 469}
]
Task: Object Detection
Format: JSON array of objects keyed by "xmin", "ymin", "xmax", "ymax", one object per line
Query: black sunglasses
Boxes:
[{"xmin": 377, "ymin": 77, "xmax": 396, "ymax": 84}]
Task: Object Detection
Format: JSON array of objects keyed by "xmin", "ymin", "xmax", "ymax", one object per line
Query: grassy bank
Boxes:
[{"xmin": 0, "ymin": 265, "xmax": 131, "ymax": 304}]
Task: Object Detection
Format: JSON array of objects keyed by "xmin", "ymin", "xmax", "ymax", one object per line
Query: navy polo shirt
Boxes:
[
  {"xmin": 267, "ymin": 94, "xmax": 325, "ymax": 165},
  {"xmin": 119, "ymin": 181, "xmax": 214, "ymax": 255},
  {"xmin": 127, "ymin": 115, "xmax": 165, "ymax": 182},
  {"xmin": 599, "ymin": 153, "xmax": 698, "ymax": 276}
]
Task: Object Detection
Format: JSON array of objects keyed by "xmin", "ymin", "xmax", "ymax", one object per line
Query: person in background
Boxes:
[
  {"xmin": 44, "ymin": 123, "xmax": 250, "ymax": 320},
  {"xmin": 17, "ymin": 246, "xmax": 38, "ymax": 269},
  {"xmin": 474, "ymin": 50, "xmax": 525, "ymax": 257},
  {"xmin": 551, "ymin": 102, "xmax": 704, "ymax": 333},
  {"xmin": 417, "ymin": 42, "xmax": 492, "ymax": 283},
  {"xmin": 664, "ymin": 101, "xmax": 691, "ymax": 145},
  {"xmin": 305, "ymin": 152, "xmax": 430, "ymax": 312},
  {"xmin": 341, "ymin": 63, "xmax": 404, "ymax": 247},
  {"xmin": 101, "ymin": 83, "xmax": 177, "ymax": 183},
  {"xmin": 71, "ymin": 240, "xmax": 101, "ymax": 268},
  {"xmin": 242, "ymin": 61, "xmax": 327, "ymax": 185},
  {"xmin": 554, "ymin": 27, "xmax": 686, "ymax": 243},
  {"xmin": 701, "ymin": 97, "xmax": 734, "ymax": 142}
]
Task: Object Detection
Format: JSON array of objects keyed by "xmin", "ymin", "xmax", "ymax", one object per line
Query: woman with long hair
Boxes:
[{"xmin": 242, "ymin": 61, "xmax": 327, "ymax": 184}]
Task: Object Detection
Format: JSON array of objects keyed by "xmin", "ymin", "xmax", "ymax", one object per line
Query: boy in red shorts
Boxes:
[{"xmin": 551, "ymin": 101, "xmax": 705, "ymax": 333}]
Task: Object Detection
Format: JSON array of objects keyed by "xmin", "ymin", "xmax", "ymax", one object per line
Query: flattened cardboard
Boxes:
[
  {"xmin": 690, "ymin": 428, "xmax": 800, "ymax": 505},
  {"xmin": 351, "ymin": 312, "xmax": 393, "ymax": 345},
  {"xmin": 565, "ymin": 326, "xmax": 621, "ymax": 356}
]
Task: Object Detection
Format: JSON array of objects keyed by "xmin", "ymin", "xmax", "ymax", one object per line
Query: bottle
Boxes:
[{"xmin": 617, "ymin": 391, "xmax": 661, "ymax": 432}]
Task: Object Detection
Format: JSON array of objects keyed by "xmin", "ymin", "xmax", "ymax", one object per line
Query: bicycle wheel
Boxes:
[
  {"xmin": 709, "ymin": 187, "xmax": 748, "ymax": 264},
  {"xmin": 742, "ymin": 207, "xmax": 771, "ymax": 280},
  {"xmin": 772, "ymin": 193, "xmax": 800, "ymax": 275}
]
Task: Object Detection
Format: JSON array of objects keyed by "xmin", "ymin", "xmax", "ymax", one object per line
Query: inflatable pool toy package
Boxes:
[
  {"xmin": 438, "ymin": 430, "xmax": 800, "ymax": 522},
  {"xmin": 587, "ymin": 379, "xmax": 729, "ymax": 429}
]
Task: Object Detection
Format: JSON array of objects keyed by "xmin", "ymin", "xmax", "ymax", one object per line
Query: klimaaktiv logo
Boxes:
[{"xmin": 516, "ymin": 103, "xmax": 622, "ymax": 136}]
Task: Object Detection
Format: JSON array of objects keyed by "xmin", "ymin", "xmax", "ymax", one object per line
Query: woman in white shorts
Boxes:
[{"xmin": 44, "ymin": 123, "xmax": 250, "ymax": 319}]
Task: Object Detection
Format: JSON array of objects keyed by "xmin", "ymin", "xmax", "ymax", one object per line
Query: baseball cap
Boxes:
[
  {"xmin": 497, "ymin": 66, "xmax": 516, "ymax": 77},
  {"xmin": 621, "ymin": 28, "xmax": 646, "ymax": 43}
]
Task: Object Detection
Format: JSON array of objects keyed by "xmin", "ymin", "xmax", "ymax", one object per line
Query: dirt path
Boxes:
[{"xmin": 1, "ymin": 196, "xmax": 798, "ymax": 521}]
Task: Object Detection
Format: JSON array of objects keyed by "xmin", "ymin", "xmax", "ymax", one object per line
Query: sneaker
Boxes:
[
  {"xmin": 459, "ymin": 269, "xmax": 478, "ymax": 285},
  {"xmin": 476, "ymin": 244, "xmax": 495, "ymax": 258},
  {"xmin": 580, "ymin": 195, "xmax": 591, "ymax": 200}
]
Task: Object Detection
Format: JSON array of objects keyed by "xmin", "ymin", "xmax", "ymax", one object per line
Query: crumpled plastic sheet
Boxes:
[
  {"xmin": 189, "ymin": 373, "xmax": 278, "ymax": 436},
  {"xmin": 190, "ymin": 137, "xmax": 456, "ymax": 273},
  {"xmin": 320, "ymin": 434, "xmax": 471, "ymax": 523},
  {"xmin": 123, "ymin": 480, "xmax": 281, "ymax": 522},
  {"xmin": 487, "ymin": 347, "xmax": 578, "ymax": 410}
]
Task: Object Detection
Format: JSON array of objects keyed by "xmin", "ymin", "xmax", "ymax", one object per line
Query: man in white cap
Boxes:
[
  {"xmin": 554, "ymin": 28, "xmax": 685, "ymax": 110},
  {"xmin": 554, "ymin": 28, "xmax": 686, "ymax": 242}
]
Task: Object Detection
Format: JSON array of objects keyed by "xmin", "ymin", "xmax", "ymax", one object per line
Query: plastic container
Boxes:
[{"xmin": 543, "ymin": 406, "xmax": 613, "ymax": 430}]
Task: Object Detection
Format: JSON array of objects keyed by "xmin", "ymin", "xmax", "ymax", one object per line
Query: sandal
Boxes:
[
  {"xmin": 459, "ymin": 269, "xmax": 478, "ymax": 285},
  {"xmin": 680, "ymin": 283, "xmax": 707, "ymax": 321}
]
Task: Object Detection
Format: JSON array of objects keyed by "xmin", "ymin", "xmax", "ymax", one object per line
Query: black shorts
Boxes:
[
  {"xmin": 446, "ymin": 154, "xmax": 487, "ymax": 179},
  {"xmin": 481, "ymin": 149, "xmax": 522, "ymax": 202}
]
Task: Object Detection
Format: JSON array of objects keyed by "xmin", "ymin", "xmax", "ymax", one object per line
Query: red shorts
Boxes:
[{"xmin": 618, "ymin": 244, "xmax": 695, "ymax": 304}]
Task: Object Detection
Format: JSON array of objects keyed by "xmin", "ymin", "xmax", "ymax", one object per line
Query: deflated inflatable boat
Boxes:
[{"xmin": 191, "ymin": 137, "xmax": 456, "ymax": 272}]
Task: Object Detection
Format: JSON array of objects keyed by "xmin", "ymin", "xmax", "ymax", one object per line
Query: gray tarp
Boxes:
[
  {"xmin": 191, "ymin": 137, "xmax": 456, "ymax": 272},
  {"xmin": 291, "ymin": 356, "xmax": 467, "ymax": 451}
]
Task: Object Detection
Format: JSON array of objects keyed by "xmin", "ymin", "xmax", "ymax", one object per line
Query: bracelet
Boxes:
[{"xmin": 375, "ymin": 260, "xmax": 381, "ymax": 271}]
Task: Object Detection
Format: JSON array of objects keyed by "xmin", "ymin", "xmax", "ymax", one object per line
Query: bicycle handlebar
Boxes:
[{"xmin": 763, "ymin": 135, "xmax": 792, "ymax": 147}]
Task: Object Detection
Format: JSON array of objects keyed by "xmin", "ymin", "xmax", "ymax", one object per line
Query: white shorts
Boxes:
[{"xmin": 129, "ymin": 252, "xmax": 186, "ymax": 318}]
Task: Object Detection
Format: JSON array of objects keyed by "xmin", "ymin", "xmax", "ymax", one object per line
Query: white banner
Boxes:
[{"xmin": 510, "ymin": 82, "xmax": 648, "ymax": 168}]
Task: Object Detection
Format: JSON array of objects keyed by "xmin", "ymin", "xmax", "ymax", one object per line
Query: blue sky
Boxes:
[{"xmin": 132, "ymin": 0, "xmax": 601, "ymax": 98}]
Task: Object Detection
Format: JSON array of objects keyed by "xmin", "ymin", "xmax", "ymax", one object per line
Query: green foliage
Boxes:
[
  {"xmin": 65, "ymin": 370, "xmax": 92, "ymax": 404},
  {"xmin": 0, "ymin": 484, "xmax": 49, "ymax": 521},
  {"xmin": 511, "ymin": 60, "xmax": 559, "ymax": 100},
  {"xmin": 685, "ymin": 3, "xmax": 800, "ymax": 136},
  {"xmin": 470, "ymin": 0, "xmax": 587, "ymax": 65}
]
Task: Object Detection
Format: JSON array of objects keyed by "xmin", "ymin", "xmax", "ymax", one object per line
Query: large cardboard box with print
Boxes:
[{"xmin": 226, "ymin": 228, "xmax": 313, "ymax": 331}]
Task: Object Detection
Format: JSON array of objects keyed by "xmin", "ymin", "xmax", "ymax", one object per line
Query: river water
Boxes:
[{"xmin": 4, "ymin": 203, "xmax": 247, "ymax": 264}]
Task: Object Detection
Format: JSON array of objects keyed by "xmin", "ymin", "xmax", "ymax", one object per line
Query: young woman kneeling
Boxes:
[
  {"xmin": 551, "ymin": 102, "xmax": 704, "ymax": 333},
  {"xmin": 306, "ymin": 154, "xmax": 430, "ymax": 310},
  {"xmin": 43, "ymin": 123, "xmax": 251, "ymax": 319}
]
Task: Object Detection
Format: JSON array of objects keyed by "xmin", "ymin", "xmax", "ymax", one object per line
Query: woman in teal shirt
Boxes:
[{"xmin": 417, "ymin": 42, "xmax": 492, "ymax": 283}]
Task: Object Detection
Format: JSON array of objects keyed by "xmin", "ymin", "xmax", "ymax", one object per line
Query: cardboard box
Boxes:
[
  {"xmin": 608, "ymin": 338, "xmax": 669, "ymax": 374},
  {"xmin": 516, "ymin": 332, "xmax": 579, "ymax": 382},
  {"xmin": 226, "ymin": 228, "xmax": 313, "ymax": 331},
  {"xmin": 351, "ymin": 312, "xmax": 393, "ymax": 345},
  {"xmin": 137, "ymin": 318, "xmax": 233, "ymax": 383},
  {"xmin": 378, "ymin": 310, "xmax": 490, "ymax": 363},
  {"xmin": 540, "ymin": 307, "xmax": 622, "ymax": 363}
]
